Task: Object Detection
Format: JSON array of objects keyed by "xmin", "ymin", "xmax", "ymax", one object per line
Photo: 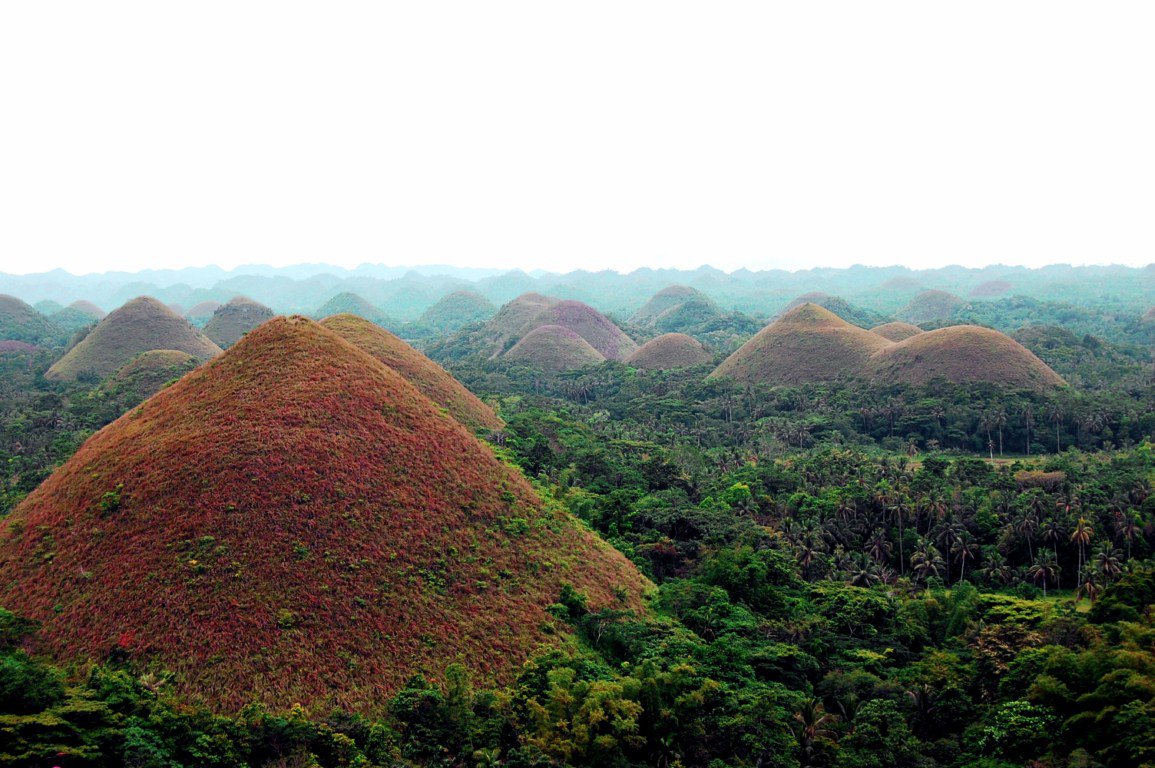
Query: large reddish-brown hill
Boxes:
[
  {"xmin": 710, "ymin": 304, "xmax": 890, "ymax": 385},
  {"xmin": 0, "ymin": 316, "xmax": 646, "ymax": 714},
  {"xmin": 532, "ymin": 300, "xmax": 638, "ymax": 360},
  {"xmin": 45, "ymin": 297, "xmax": 221, "ymax": 381},
  {"xmin": 862, "ymin": 326, "xmax": 1066, "ymax": 392},
  {"xmin": 484, "ymin": 292, "xmax": 560, "ymax": 356},
  {"xmin": 203, "ymin": 296, "xmax": 275, "ymax": 348},
  {"xmin": 626, "ymin": 333, "xmax": 712, "ymax": 370},
  {"xmin": 504, "ymin": 325, "xmax": 606, "ymax": 371},
  {"xmin": 320, "ymin": 313, "xmax": 502, "ymax": 432}
]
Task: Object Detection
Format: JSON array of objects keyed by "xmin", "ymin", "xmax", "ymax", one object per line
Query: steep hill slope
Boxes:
[
  {"xmin": 710, "ymin": 304, "xmax": 891, "ymax": 385},
  {"xmin": 203, "ymin": 297, "xmax": 275, "ymax": 348},
  {"xmin": 320, "ymin": 313, "xmax": 502, "ymax": 432},
  {"xmin": 0, "ymin": 317, "xmax": 647, "ymax": 715},
  {"xmin": 314, "ymin": 292, "xmax": 395, "ymax": 328},
  {"xmin": 45, "ymin": 297, "xmax": 221, "ymax": 380},
  {"xmin": 98, "ymin": 350, "xmax": 200, "ymax": 404},
  {"xmin": 483, "ymin": 292, "xmax": 561, "ymax": 356},
  {"xmin": 504, "ymin": 325, "xmax": 606, "ymax": 371},
  {"xmin": 630, "ymin": 286, "xmax": 716, "ymax": 326},
  {"xmin": 0, "ymin": 294, "xmax": 58, "ymax": 344},
  {"xmin": 896, "ymin": 289, "xmax": 964, "ymax": 325},
  {"xmin": 863, "ymin": 326, "xmax": 1066, "ymax": 391},
  {"xmin": 870, "ymin": 322, "xmax": 925, "ymax": 342},
  {"xmin": 185, "ymin": 300, "xmax": 222, "ymax": 326},
  {"xmin": 532, "ymin": 300, "xmax": 638, "ymax": 360},
  {"xmin": 626, "ymin": 333, "xmax": 712, "ymax": 370}
]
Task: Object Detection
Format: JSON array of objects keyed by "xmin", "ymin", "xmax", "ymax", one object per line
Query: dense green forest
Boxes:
[{"xmin": 2, "ymin": 275, "xmax": 1154, "ymax": 767}]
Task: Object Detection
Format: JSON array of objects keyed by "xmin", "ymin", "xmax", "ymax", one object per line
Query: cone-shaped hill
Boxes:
[
  {"xmin": 99, "ymin": 349, "xmax": 200, "ymax": 403},
  {"xmin": 185, "ymin": 300, "xmax": 222, "ymax": 326},
  {"xmin": 418, "ymin": 290, "xmax": 497, "ymax": 333},
  {"xmin": 626, "ymin": 333, "xmax": 712, "ymax": 370},
  {"xmin": 870, "ymin": 322, "xmax": 925, "ymax": 342},
  {"xmin": 630, "ymin": 286, "xmax": 718, "ymax": 326},
  {"xmin": 779, "ymin": 293, "xmax": 887, "ymax": 329},
  {"xmin": 896, "ymin": 289, "xmax": 964, "ymax": 325},
  {"xmin": 50, "ymin": 305, "xmax": 103, "ymax": 334},
  {"xmin": 0, "ymin": 317, "xmax": 647, "ymax": 714},
  {"xmin": 314, "ymin": 292, "xmax": 395, "ymax": 329},
  {"xmin": 320, "ymin": 313, "xmax": 502, "ymax": 432},
  {"xmin": 45, "ymin": 297, "xmax": 222, "ymax": 381},
  {"xmin": 505, "ymin": 325, "xmax": 606, "ymax": 371},
  {"xmin": 483, "ymin": 292, "xmax": 561, "ymax": 356},
  {"xmin": 203, "ymin": 296, "xmax": 275, "ymax": 348},
  {"xmin": 710, "ymin": 304, "xmax": 891, "ymax": 385},
  {"xmin": 0, "ymin": 294, "xmax": 58, "ymax": 344},
  {"xmin": 532, "ymin": 300, "xmax": 638, "ymax": 360},
  {"xmin": 970, "ymin": 280, "xmax": 1013, "ymax": 297},
  {"xmin": 70, "ymin": 300, "xmax": 107, "ymax": 320},
  {"xmin": 862, "ymin": 326, "xmax": 1066, "ymax": 392}
]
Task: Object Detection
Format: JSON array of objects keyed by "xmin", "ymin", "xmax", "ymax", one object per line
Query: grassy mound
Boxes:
[
  {"xmin": 505, "ymin": 324, "xmax": 606, "ymax": 371},
  {"xmin": 0, "ymin": 340, "xmax": 38, "ymax": 355},
  {"xmin": 70, "ymin": 300, "xmax": 106, "ymax": 319},
  {"xmin": 779, "ymin": 293, "xmax": 887, "ymax": 329},
  {"xmin": 710, "ymin": 304, "xmax": 890, "ymax": 385},
  {"xmin": 870, "ymin": 321, "xmax": 925, "ymax": 342},
  {"xmin": 0, "ymin": 294, "xmax": 58, "ymax": 344},
  {"xmin": 896, "ymin": 289, "xmax": 964, "ymax": 325},
  {"xmin": 418, "ymin": 290, "xmax": 497, "ymax": 333},
  {"xmin": 203, "ymin": 297, "xmax": 275, "ymax": 348},
  {"xmin": 45, "ymin": 297, "xmax": 221, "ymax": 381},
  {"xmin": 313, "ymin": 293, "xmax": 395, "ymax": 329},
  {"xmin": 630, "ymin": 286, "xmax": 717, "ymax": 326},
  {"xmin": 863, "ymin": 325, "xmax": 1066, "ymax": 391},
  {"xmin": 320, "ymin": 313, "xmax": 502, "ymax": 432},
  {"xmin": 626, "ymin": 333, "xmax": 712, "ymax": 370},
  {"xmin": 533, "ymin": 300, "xmax": 638, "ymax": 360},
  {"xmin": 970, "ymin": 279, "xmax": 1013, "ymax": 297},
  {"xmin": 0, "ymin": 317, "xmax": 647, "ymax": 715},
  {"xmin": 185, "ymin": 301, "xmax": 222, "ymax": 326},
  {"xmin": 483, "ymin": 293, "xmax": 561, "ymax": 357},
  {"xmin": 100, "ymin": 349, "xmax": 199, "ymax": 403}
]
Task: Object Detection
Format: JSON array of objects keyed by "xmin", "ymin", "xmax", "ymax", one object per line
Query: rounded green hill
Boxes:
[{"xmin": 203, "ymin": 296, "xmax": 275, "ymax": 348}]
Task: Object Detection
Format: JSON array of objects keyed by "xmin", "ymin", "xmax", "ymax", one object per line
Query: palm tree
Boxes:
[
  {"xmin": 1027, "ymin": 551, "xmax": 1061, "ymax": 598},
  {"xmin": 1047, "ymin": 404, "xmax": 1063, "ymax": 453},
  {"xmin": 910, "ymin": 539, "xmax": 945, "ymax": 584},
  {"xmin": 1115, "ymin": 513, "xmax": 1142, "ymax": 560},
  {"xmin": 867, "ymin": 529, "xmax": 892, "ymax": 565},
  {"xmin": 1095, "ymin": 542, "xmax": 1123, "ymax": 582},
  {"xmin": 1015, "ymin": 508, "xmax": 1039, "ymax": 562},
  {"xmin": 951, "ymin": 531, "xmax": 978, "ymax": 582},
  {"xmin": 978, "ymin": 551, "xmax": 1014, "ymax": 586},
  {"xmin": 1070, "ymin": 517, "xmax": 1094, "ymax": 591},
  {"xmin": 994, "ymin": 408, "xmax": 1007, "ymax": 456},
  {"xmin": 1039, "ymin": 517, "xmax": 1064, "ymax": 582},
  {"xmin": 934, "ymin": 519, "xmax": 965, "ymax": 583},
  {"xmin": 846, "ymin": 552, "xmax": 881, "ymax": 587},
  {"xmin": 1077, "ymin": 568, "xmax": 1102, "ymax": 602},
  {"xmin": 1021, "ymin": 405, "xmax": 1035, "ymax": 455},
  {"xmin": 792, "ymin": 698, "xmax": 837, "ymax": 768}
]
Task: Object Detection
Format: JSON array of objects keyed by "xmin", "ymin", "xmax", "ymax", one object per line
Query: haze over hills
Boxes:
[
  {"xmin": 0, "ymin": 316, "xmax": 648, "ymax": 714},
  {"xmin": 202, "ymin": 297, "xmax": 276, "ymax": 348}
]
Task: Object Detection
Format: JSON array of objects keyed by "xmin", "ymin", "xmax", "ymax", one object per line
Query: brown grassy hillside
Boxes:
[
  {"xmin": 45, "ymin": 297, "xmax": 221, "ymax": 380},
  {"xmin": 203, "ymin": 296, "xmax": 275, "ymax": 348},
  {"xmin": 505, "ymin": 324, "xmax": 606, "ymax": 371},
  {"xmin": 970, "ymin": 280, "xmax": 1013, "ymax": 297},
  {"xmin": 863, "ymin": 325, "xmax": 1066, "ymax": 391},
  {"xmin": 0, "ymin": 317, "xmax": 647, "ymax": 715},
  {"xmin": 626, "ymin": 333, "xmax": 712, "ymax": 370},
  {"xmin": 100, "ymin": 349, "xmax": 199, "ymax": 402},
  {"xmin": 320, "ymin": 313, "xmax": 502, "ymax": 432},
  {"xmin": 483, "ymin": 293, "xmax": 561, "ymax": 357},
  {"xmin": 630, "ymin": 285, "xmax": 715, "ymax": 325},
  {"xmin": 710, "ymin": 304, "xmax": 890, "ymax": 385},
  {"xmin": 896, "ymin": 290, "xmax": 964, "ymax": 325},
  {"xmin": 533, "ymin": 300, "xmax": 638, "ymax": 360},
  {"xmin": 870, "ymin": 322, "xmax": 925, "ymax": 342}
]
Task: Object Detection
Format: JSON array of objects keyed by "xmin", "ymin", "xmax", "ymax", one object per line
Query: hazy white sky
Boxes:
[{"xmin": 1, "ymin": 2, "xmax": 1152, "ymax": 275}]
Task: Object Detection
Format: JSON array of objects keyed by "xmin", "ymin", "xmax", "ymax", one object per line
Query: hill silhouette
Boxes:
[
  {"xmin": 630, "ymin": 286, "xmax": 717, "ymax": 326},
  {"xmin": 626, "ymin": 333, "xmax": 712, "ymax": 370},
  {"xmin": 203, "ymin": 296, "xmax": 275, "ymax": 348},
  {"xmin": 45, "ymin": 297, "xmax": 221, "ymax": 381},
  {"xmin": 970, "ymin": 279, "xmax": 1013, "ymax": 297},
  {"xmin": 870, "ymin": 321, "xmax": 925, "ymax": 342},
  {"xmin": 320, "ymin": 314, "xmax": 502, "ymax": 432},
  {"xmin": 779, "ymin": 293, "xmax": 887, "ymax": 329},
  {"xmin": 418, "ymin": 290, "xmax": 497, "ymax": 333},
  {"xmin": 49, "ymin": 305, "xmax": 103, "ymax": 334},
  {"xmin": 863, "ymin": 326, "xmax": 1066, "ymax": 391},
  {"xmin": 0, "ymin": 316, "xmax": 646, "ymax": 714},
  {"xmin": 314, "ymin": 292, "xmax": 396, "ymax": 329},
  {"xmin": 483, "ymin": 293, "xmax": 561, "ymax": 356},
  {"xmin": 0, "ymin": 294, "xmax": 58, "ymax": 344},
  {"xmin": 710, "ymin": 304, "xmax": 890, "ymax": 385},
  {"xmin": 896, "ymin": 289, "xmax": 964, "ymax": 325},
  {"xmin": 505, "ymin": 325, "xmax": 606, "ymax": 371},
  {"xmin": 185, "ymin": 300, "xmax": 222, "ymax": 326}
]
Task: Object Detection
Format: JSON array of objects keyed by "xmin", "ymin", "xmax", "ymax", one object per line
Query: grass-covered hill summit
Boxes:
[
  {"xmin": 417, "ymin": 290, "xmax": 497, "ymax": 333},
  {"xmin": 45, "ymin": 297, "xmax": 221, "ymax": 381},
  {"xmin": 870, "ymin": 321, "xmax": 924, "ymax": 342},
  {"xmin": 504, "ymin": 324, "xmax": 606, "ymax": 371},
  {"xmin": 203, "ymin": 296, "xmax": 275, "ymax": 348},
  {"xmin": 626, "ymin": 333, "xmax": 712, "ymax": 370},
  {"xmin": 320, "ymin": 313, "xmax": 502, "ymax": 432},
  {"xmin": 711, "ymin": 303, "xmax": 890, "ymax": 385},
  {"xmin": 0, "ymin": 316, "xmax": 646, "ymax": 714},
  {"xmin": 863, "ymin": 325, "xmax": 1067, "ymax": 391},
  {"xmin": 0, "ymin": 294, "xmax": 58, "ymax": 344}
]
